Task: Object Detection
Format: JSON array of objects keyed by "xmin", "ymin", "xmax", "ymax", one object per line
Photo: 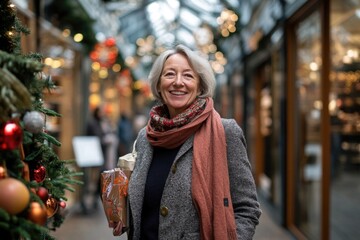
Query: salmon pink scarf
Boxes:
[{"xmin": 146, "ymin": 97, "xmax": 237, "ymax": 239}]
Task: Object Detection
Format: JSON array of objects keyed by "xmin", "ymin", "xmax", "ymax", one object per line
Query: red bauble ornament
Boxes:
[
  {"xmin": 33, "ymin": 165, "xmax": 46, "ymax": 183},
  {"xmin": 0, "ymin": 121, "xmax": 23, "ymax": 150},
  {"xmin": 0, "ymin": 178, "xmax": 30, "ymax": 214},
  {"xmin": 27, "ymin": 202, "xmax": 47, "ymax": 225},
  {"xmin": 36, "ymin": 187, "xmax": 49, "ymax": 202},
  {"xmin": 59, "ymin": 201, "xmax": 66, "ymax": 208}
]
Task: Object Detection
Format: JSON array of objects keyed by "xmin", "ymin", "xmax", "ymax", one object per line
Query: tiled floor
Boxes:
[
  {"xmin": 51, "ymin": 198, "xmax": 126, "ymax": 240},
  {"xmin": 254, "ymin": 203, "xmax": 293, "ymax": 240}
]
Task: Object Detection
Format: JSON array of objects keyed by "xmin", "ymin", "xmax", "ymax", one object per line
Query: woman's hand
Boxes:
[{"xmin": 109, "ymin": 221, "xmax": 123, "ymax": 236}]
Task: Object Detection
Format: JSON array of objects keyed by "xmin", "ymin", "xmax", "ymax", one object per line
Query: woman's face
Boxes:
[{"xmin": 158, "ymin": 53, "xmax": 201, "ymax": 118}]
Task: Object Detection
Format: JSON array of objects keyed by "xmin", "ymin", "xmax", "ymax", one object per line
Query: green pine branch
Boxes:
[{"xmin": 0, "ymin": 1, "xmax": 83, "ymax": 239}]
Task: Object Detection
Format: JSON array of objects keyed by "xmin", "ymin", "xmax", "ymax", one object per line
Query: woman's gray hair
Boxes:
[{"xmin": 148, "ymin": 44, "xmax": 216, "ymax": 101}]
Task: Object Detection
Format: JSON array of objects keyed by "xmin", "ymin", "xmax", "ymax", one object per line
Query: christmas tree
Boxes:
[{"xmin": 0, "ymin": 1, "xmax": 82, "ymax": 239}]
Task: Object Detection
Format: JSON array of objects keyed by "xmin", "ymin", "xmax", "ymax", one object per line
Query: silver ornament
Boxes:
[{"xmin": 23, "ymin": 111, "xmax": 44, "ymax": 133}]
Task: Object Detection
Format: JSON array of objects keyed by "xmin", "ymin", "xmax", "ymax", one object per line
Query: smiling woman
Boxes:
[{"xmin": 109, "ymin": 44, "xmax": 261, "ymax": 239}]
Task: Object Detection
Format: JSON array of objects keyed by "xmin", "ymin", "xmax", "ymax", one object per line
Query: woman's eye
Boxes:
[
  {"xmin": 184, "ymin": 73, "xmax": 194, "ymax": 79},
  {"xmin": 164, "ymin": 72, "xmax": 175, "ymax": 77}
]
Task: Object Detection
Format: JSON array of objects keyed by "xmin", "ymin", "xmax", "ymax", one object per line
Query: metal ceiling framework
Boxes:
[
  {"xmin": 81, "ymin": 0, "xmax": 242, "ymax": 79},
  {"xmin": 111, "ymin": 1, "xmax": 234, "ymax": 45}
]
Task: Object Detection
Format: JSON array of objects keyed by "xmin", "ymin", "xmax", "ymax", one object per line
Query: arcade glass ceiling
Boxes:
[{"xmin": 82, "ymin": 0, "xmax": 243, "ymax": 78}]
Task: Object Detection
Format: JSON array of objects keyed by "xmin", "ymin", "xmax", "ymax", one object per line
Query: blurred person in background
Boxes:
[
  {"xmin": 117, "ymin": 113, "xmax": 134, "ymax": 156},
  {"xmin": 111, "ymin": 45, "xmax": 261, "ymax": 239},
  {"xmin": 84, "ymin": 106, "xmax": 118, "ymax": 213},
  {"xmin": 87, "ymin": 106, "xmax": 118, "ymax": 170}
]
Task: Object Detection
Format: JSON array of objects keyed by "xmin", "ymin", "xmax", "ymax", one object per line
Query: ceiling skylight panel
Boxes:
[
  {"xmin": 199, "ymin": 13, "xmax": 220, "ymax": 28},
  {"xmin": 163, "ymin": 0, "xmax": 180, "ymax": 22},
  {"xmin": 156, "ymin": 32, "xmax": 176, "ymax": 45},
  {"xmin": 147, "ymin": 2, "xmax": 162, "ymax": 25},
  {"xmin": 176, "ymin": 28, "xmax": 196, "ymax": 46},
  {"xmin": 148, "ymin": 11, "xmax": 162, "ymax": 22},
  {"xmin": 147, "ymin": 0, "xmax": 178, "ymax": 23},
  {"xmin": 146, "ymin": 1, "xmax": 160, "ymax": 13},
  {"xmin": 153, "ymin": 23, "xmax": 166, "ymax": 34},
  {"xmin": 154, "ymin": 28, "xmax": 167, "ymax": 37},
  {"xmin": 223, "ymin": 0, "xmax": 240, "ymax": 9},
  {"xmin": 179, "ymin": 8, "xmax": 202, "ymax": 28},
  {"xmin": 160, "ymin": 1, "xmax": 178, "ymax": 22},
  {"xmin": 164, "ymin": 0, "xmax": 180, "ymax": 7},
  {"xmin": 188, "ymin": 0, "xmax": 222, "ymax": 13}
]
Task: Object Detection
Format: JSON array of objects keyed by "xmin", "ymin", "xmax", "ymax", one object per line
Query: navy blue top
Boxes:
[{"xmin": 140, "ymin": 146, "xmax": 180, "ymax": 239}]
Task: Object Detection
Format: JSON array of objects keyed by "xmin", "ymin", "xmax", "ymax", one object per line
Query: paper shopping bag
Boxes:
[{"xmin": 100, "ymin": 168, "xmax": 128, "ymax": 227}]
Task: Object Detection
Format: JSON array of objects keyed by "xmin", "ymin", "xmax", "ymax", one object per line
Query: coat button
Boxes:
[
  {"xmin": 171, "ymin": 165, "xmax": 177, "ymax": 174},
  {"xmin": 160, "ymin": 206, "xmax": 169, "ymax": 217}
]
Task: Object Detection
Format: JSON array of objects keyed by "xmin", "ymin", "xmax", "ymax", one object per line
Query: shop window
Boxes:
[
  {"xmin": 293, "ymin": 10, "xmax": 322, "ymax": 239},
  {"xmin": 330, "ymin": 0, "xmax": 360, "ymax": 239}
]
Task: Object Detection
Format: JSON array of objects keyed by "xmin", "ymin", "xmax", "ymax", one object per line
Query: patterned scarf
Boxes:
[
  {"xmin": 149, "ymin": 98, "xmax": 206, "ymax": 132},
  {"xmin": 146, "ymin": 98, "xmax": 207, "ymax": 149}
]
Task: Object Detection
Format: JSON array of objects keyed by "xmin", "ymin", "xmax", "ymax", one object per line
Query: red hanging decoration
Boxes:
[
  {"xmin": 33, "ymin": 165, "xmax": 46, "ymax": 183},
  {"xmin": 36, "ymin": 187, "xmax": 49, "ymax": 203},
  {"xmin": 59, "ymin": 201, "xmax": 66, "ymax": 208},
  {"xmin": 0, "ymin": 121, "xmax": 23, "ymax": 150},
  {"xmin": 104, "ymin": 37, "xmax": 116, "ymax": 47},
  {"xmin": 90, "ymin": 37, "xmax": 118, "ymax": 68}
]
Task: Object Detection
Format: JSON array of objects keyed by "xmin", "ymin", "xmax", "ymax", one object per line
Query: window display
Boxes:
[
  {"xmin": 294, "ymin": 10, "xmax": 322, "ymax": 239},
  {"xmin": 330, "ymin": 1, "xmax": 360, "ymax": 239}
]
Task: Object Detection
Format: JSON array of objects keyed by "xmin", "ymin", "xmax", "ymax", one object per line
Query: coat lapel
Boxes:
[{"xmin": 174, "ymin": 134, "xmax": 194, "ymax": 162}]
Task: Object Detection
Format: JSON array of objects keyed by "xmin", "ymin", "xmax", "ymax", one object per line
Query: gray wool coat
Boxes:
[{"xmin": 128, "ymin": 118, "xmax": 261, "ymax": 240}]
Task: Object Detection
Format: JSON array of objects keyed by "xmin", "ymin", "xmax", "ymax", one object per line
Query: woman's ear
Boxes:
[
  {"xmin": 156, "ymin": 82, "xmax": 161, "ymax": 95},
  {"xmin": 197, "ymin": 81, "xmax": 203, "ymax": 96}
]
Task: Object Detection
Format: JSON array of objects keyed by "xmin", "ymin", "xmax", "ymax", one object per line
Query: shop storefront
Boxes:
[
  {"xmin": 240, "ymin": 0, "xmax": 360, "ymax": 239},
  {"xmin": 239, "ymin": 0, "xmax": 287, "ymax": 229},
  {"xmin": 15, "ymin": 0, "xmax": 89, "ymax": 161}
]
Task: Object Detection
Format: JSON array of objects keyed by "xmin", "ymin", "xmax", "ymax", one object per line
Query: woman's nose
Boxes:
[{"xmin": 173, "ymin": 74, "xmax": 184, "ymax": 85}]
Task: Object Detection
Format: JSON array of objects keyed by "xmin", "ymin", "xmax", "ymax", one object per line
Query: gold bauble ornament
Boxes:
[
  {"xmin": 27, "ymin": 202, "xmax": 47, "ymax": 225},
  {"xmin": 0, "ymin": 178, "xmax": 30, "ymax": 214},
  {"xmin": 0, "ymin": 165, "xmax": 7, "ymax": 179},
  {"xmin": 45, "ymin": 197, "xmax": 59, "ymax": 218}
]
